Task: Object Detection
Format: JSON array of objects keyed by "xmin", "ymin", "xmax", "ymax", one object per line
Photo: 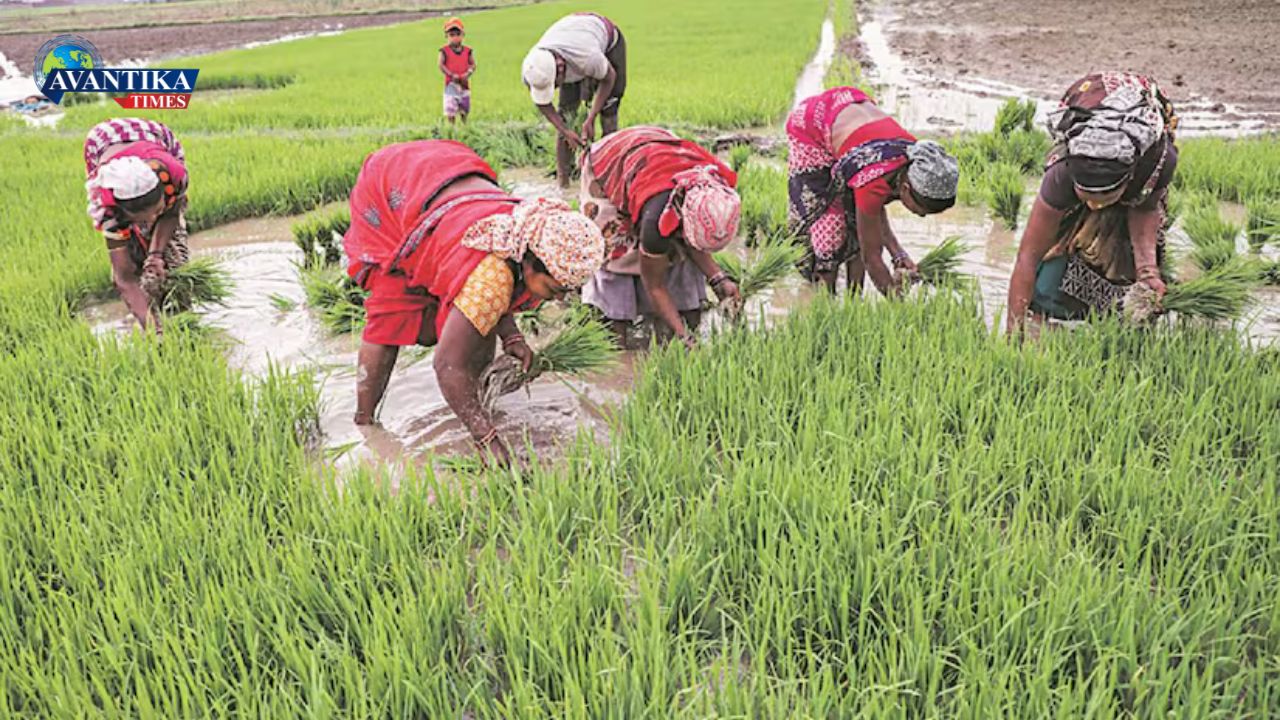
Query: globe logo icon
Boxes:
[{"xmin": 33, "ymin": 34, "xmax": 103, "ymax": 93}]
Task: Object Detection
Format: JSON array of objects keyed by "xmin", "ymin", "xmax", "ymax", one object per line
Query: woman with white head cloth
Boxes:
[
  {"xmin": 83, "ymin": 118, "xmax": 190, "ymax": 330},
  {"xmin": 521, "ymin": 12, "xmax": 626, "ymax": 187}
]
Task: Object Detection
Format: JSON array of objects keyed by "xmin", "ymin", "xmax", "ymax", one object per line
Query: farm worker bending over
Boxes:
[
  {"xmin": 521, "ymin": 12, "xmax": 626, "ymax": 187},
  {"xmin": 787, "ymin": 87, "xmax": 959, "ymax": 293},
  {"xmin": 1006, "ymin": 72, "xmax": 1179, "ymax": 335},
  {"xmin": 579, "ymin": 126, "xmax": 743, "ymax": 349},
  {"xmin": 83, "ymin": 118, "xmax": 191, "ymax": 331},
  {"xmin": 344, "ymin": 140, "xmax": 605, "ymax": 466},
  {"xmin": 438, "ymin": 17, "xmax": 475, "ymax": 123}
]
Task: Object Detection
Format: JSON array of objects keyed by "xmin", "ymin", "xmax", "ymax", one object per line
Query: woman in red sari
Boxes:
[
  {"xmin": 787, "ymin": 87, "xmax": 959, "ymax": 293},
  {"xmin": 579, "ymin": 126, "xmax": 742, "ymax": 348},
  {"xmin": 345, "ymin": 140, "xmax": 605, "ymax": 464}
]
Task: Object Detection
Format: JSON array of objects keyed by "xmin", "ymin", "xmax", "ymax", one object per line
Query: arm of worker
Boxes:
[
  {"xmin": 880, "ymin": 207, "xmax": 918, "ymax": 275},
  {"xmin": 535, "ymin": 103, "xmax": 584, "ymax": 148},
  {"xmin": 1006, "ymin": 196, "xmax": 1065, "ymax": 334},
  {"xmin": 638, "ymin": 249, "xmax": 695, "ymax": 348},
  {"xmin": 1128, "ymin": 194, "xmax": 1167, "ymax": 298},
  {"xmin": 580, "ymin": 63, "xmax": 616, "ymax": 144},
  {"xmin": 109, "ymin": 246, "xmax": 153, "ymax": 329},
  {"xmin": 143, "ymin": 201, "xmax": 182, "ymax": 282},
  {"xmin": 687, "ymin": 248, "xmax": 741, "ymax": 306},
  {"xmin": 854, "ymin": 208, "xmax": 900, "ymax": 296},
  {"xmin": 467, "ymin": 52, "xmax": 476, "ymax": 78},
  {"xmin": 434, "ymin": 307, "xmax": 511, "ymax": 465},
  {"xmin": 494, "ymin": 313, "xmax": 533, "ymax": 372}
]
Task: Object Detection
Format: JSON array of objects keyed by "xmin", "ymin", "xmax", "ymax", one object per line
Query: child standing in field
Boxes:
[{"xmin": 438, "ymin": 17, "xmax": 475, "ymax": 123}]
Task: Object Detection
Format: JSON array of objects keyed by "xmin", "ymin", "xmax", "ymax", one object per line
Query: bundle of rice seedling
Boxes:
[
  {"xmin": 1262, "ymin": 260, "xmax": 1280, "ymax": 286},
  {"xmin": 1159, "ymin": 261, "xmax": 1261, "ymax": 321},
  {"xmin": 291, "ymin": 208, "xmax": 350, "ymax": 268},
  {"xmin": 728, "ymin": 144, "xmax": 753, "ymax": 173},
  {"xmin": 159, "ymin": 257, "xmax": 233, "ymax": 315},
  {"xmin": 916, "ymin": 235, "xmax": 971, "ymax": 286},
  {"xmin": 994, "ymin": 97, "xmax": 1037, "ymax": 136},
  {"xmin": 1183, "ymin": 203, "xmax": 1241, "ymax": 272},
  {"xmin": 479, "ymin": 309, "xmax": 618, "ymax": 410},
  {"xmin": 713, "ymin": 231, "xmax": 804, "ymax": 304},
  {"xmin": 1245, "ymin": 198, "xmax": 1278, "ymax": 252},
  {"xmin": 299, "ymin": 263, "xmax": 366, "ymax": 334},
  {"xmin": 985, "ymin": 162, "xmax": 1024, "ymax": 229}
]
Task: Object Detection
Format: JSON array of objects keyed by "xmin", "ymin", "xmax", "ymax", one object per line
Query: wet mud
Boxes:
[{"xmin": 861, "ymin": 0, "xmax": 1280, "ymax": 135}]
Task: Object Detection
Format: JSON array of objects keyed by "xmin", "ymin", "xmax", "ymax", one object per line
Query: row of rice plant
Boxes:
[
  {"xmin": 3, "ymin": 291, "xmax": 1275, "ymax": 716},
  {"xmin": 59, "ymin": 0, "xmax": 827, "ymax": 134},
  {"xmin": 944, "ymin": 99, "xmax": 1051, "ymax": 228}
]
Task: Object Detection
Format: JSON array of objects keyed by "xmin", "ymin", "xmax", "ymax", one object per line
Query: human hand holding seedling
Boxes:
[{"xmin": 502, "ymin": 334, "xmax": 535, "ymax": 373}]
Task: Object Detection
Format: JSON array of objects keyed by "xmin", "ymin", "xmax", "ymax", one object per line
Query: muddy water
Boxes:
[
  {"xmin": 85, "ymin": 168, "xmax": 1279, "ymax": 480},
  {"xmin": 87, "ymin": 195, "xmax": 634, "ymax": 481},
  {"xmin": 793, "ymin": 19, "xmax": 837, "ymax": 111},
  {"xmin": 858, "ymin": 6, "xmax": 1277, "ymax": 136}
]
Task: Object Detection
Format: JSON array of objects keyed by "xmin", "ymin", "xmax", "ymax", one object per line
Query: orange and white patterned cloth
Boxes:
[
  {"xmin": 453, "ymin": 254, "xmax": 516, "ymax": 336},
  {"xmin": 461, "ymin": 197, "xmax": 605, "ymax": 288}
]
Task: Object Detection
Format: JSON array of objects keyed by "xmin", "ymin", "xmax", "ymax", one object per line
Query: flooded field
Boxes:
[{"xmin": 85, "ymin": 178, "xmax": 1279, "ymax": 480}]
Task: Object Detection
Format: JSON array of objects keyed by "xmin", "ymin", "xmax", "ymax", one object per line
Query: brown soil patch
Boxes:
[
  {"xmin": 877, "ymin": 0, "xmax": 1280, "ymax": 114},
  {"xmin": 0, "ymin": 11, "xmax": 442, "ymax": 78}
]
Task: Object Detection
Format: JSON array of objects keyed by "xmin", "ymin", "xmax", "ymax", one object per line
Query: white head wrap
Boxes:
[{"xmin": 94, "ymin": 156, "xmax": 160, "ymax": 201}]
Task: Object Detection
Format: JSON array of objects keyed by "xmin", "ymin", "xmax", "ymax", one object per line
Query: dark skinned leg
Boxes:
[
  {"xmin": 816, "ymin": 270, "xmax": 838, "ymax": 293},
  {"xmin": 682, "ymin": 309, "xmax": 702, "ymax": 333},
  {"xmin": 609, "ymin": 320, "xmax": 629, "ymax": 349},
  {"xmin": 354, "ymin": 303, "xmax": 437, "ymax": 425},
  {"xmin": 846, "ymin": 254, "xmax": 866, "ymax": 296},
  {"xmin": 601, "ymin": 105, "xmax": 619, "ymax": 136}
]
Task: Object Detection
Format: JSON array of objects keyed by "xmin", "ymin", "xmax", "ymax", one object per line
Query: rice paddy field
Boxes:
[{"xmin": 1, "ymin": 0, "xmax": 1279, "ymax": 716}]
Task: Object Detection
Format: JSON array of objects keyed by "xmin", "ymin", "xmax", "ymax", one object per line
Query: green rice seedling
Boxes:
[
  {"xmin": 196, "ymin": 73, "xmax": 296, "ymax": 91},
  {"xmin": 985, "ymin": 162, "xmax": 1024, "ymax": 229},
  {"xmin": 1183, "ymin": 203, "xmax": 1241, "ymax": 272},
  {"xmin": 916, "ymin": 235, "xmax": 972, "ymax": 285},
  {"xmin": 1160, "ymin": 260, "xmax": 1261, "ymax": 321},
  {"xmin": 299, "ymin": 263, "xmax": 366, "ymax": 334},
  {"xmin": 1262, "ymin": 260, "xmax": 1280, "ymax": 286},
  {"xmin": 994, "ymin": 97, "xmax": 1038, "ymax": 136},
  {"xmin": 158, "ymin": 256, "xmax": 233, "ymax": 315},
  {"xmin": 713, "ymin": 231, "xmax": 805, "ymax": 317},
  {"xmin": 59, "ymin": 0, "xmax": 824, "ymax": 133},
  {"xmin": 1174, "ymin": 136, "xmax": 1280, "ymax": 202},
  {"xmin": 737, "ymin": 161, "xmax": 789, "ymax": 245},
  {"xmin": 728, "ymin": 144, "xmax": 753, "ymax": 174},
  {"xmin": 1245, "ymin": 197, "xmax": 1279, "ymax": 252},
  {"xmin": 479, "ymin": 306, "xmax": 618, "ymax": 409},
  {"xmin": 291, "ymin": 206, "xmax": 351, "ymax": 268},
  {"xmin": 269, "ymin": 293, "xmax": 298, "ymax": 311}
]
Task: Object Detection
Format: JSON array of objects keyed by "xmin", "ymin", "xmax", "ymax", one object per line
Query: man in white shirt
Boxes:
[{"xmin": 521, "ymin": 13, "xmax": 627, "ymax": 187}]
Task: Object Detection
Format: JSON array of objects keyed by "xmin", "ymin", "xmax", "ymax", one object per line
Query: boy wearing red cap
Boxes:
[{"xmin": 438, "ymin": 18, "xmax": 475, "ymax": 123}]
